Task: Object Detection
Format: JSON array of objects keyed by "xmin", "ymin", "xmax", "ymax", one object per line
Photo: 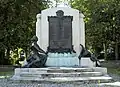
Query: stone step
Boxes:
[
  {"xmin": 11, "ymin": 76, "xmax": 112, "ymax": 83},
  {"xmin": 11, "ymin": 67, "xmax": 109, "ymax": 83},
  {"xmin": 99, "ymin": 82, "xmax": 120, "ymax": 87},
  {"xmin": 15, "ymin": 67, "xmax": 94, "ymax": 74},
  {"xmin": 47, "ymin": 68, "xmax": 93, "ymax": 73},
  {"xmin": 19, "ymin": 72, "xmax": 103, "ymax": 77},
  {"xmin": 46, "ymin": 76, "xmax": 112, "ymax": 82}
]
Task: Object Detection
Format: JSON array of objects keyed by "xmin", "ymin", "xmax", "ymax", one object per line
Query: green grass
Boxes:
[
  {"xmin": 0, "ymin": 71, "xmax": 13, "ymax": 78},
  {"xmin": 101, "ymin": 60, "xmax": 120, "ymax": 75},
  {"xmin": 0, "ymin": 71, "xmax": 13, "ymax": 75},
  {"xmin": 107, "ymin": 68, "xmax": 120, "ymax": 75}
]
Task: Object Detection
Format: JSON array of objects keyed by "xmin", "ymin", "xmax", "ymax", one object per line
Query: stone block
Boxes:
[{"xmin": 80, "ymin": 57, "xmax": 94, "ymax": 67}]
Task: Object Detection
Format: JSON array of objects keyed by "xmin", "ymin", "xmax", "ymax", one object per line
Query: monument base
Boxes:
[
  {"xmin": 81, "ymin": 57, "xmax": 95, "ymax": 67},
  {"xmin": 46, "ymin": 57, "xmax": 79, "ymax": 67},
  {"xmin": 45, "ymin": 53, "xmax": 79, "ymax": 67},
  {"xmin": 11, "ymin": 67, "xmax": 111, "ymax": 82}
]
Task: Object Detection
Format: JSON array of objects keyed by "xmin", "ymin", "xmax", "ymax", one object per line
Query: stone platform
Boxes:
[{"xmin": 11, "ymin": 67, "xmax": 112, "ymax": 83}]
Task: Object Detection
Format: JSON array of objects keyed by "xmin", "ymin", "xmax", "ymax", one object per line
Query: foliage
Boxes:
[
  {"xmin": 71, "ymin": 0, "xmax": 120, "ymax": 60},
  {"xmin": 0, "ymin": 0, "xmax": 49, "ymax": 64}
]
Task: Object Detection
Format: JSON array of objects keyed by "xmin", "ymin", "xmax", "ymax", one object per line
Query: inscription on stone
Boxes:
[{"xmin": 48, "ymin": 10, "xmax": 73, "ymax": 52}]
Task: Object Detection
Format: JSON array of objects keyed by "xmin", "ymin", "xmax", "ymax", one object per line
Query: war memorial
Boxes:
[{"xmin": 9, "ymin": 6, "xmax": 120, "ymax": 87}]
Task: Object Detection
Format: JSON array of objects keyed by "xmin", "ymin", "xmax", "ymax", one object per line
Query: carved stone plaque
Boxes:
[{"xmin": 48, "ymin": 10, "xmax": 73, "ymax": 53}]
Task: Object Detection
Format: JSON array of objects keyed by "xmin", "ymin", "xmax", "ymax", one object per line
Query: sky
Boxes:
[{"xmin": 49, "ymin": 0, "xmax": 70, "ymax": 7}]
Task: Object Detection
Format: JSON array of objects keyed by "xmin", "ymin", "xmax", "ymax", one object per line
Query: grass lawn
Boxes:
[
  {"xmin": 101, "ymin": 60, "xmax": 120, "ymax": 75},
  {"xmin": 0, "ymin": 71, "xmax": 13, "ymax": 78},
  {"xmin": 0, "ymin": 71, "xmax": 13, "ymax": 75},
  {"xmin": 0, "ymin": 66, "xmax": 14, "ymax": 78}
]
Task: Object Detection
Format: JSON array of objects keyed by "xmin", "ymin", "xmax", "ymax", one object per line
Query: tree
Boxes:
[
  {"xmin": 71, "ymin": 0, "xmax": 120, "ymax": 60},
  {"xmin": 0, "ymin": 0, "xmax": 50, "ymax": 64}
]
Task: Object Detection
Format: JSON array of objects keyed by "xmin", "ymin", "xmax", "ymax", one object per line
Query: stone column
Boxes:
[
  {"xmin": 36, "ymin": 14, "xmax": 41, "ymax": 47},
  {"xmin": 79, "ymin": 13, "xmax": 85, "ymax": 47}
]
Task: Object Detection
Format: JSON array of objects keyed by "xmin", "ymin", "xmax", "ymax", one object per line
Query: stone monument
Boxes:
[
  {"xmin": 36, "ymin": 7, "xmax": 85, "ymax": 67},
  {"xmin": 11, "ymin": 7, "xmax": 112, "ymax": 83},
  {"xmin": 36, "ymin": 7, "xmax": 85, "ymax": 55}
]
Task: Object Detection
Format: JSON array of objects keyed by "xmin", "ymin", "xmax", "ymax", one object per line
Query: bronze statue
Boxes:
[
  {"xmin": 78, "ymin": 44, "xmax": 100, "ymax": 67},
  {"xmin": 22, "ymin": 36, "xmax": 47, "ymax": 68},
  {"xmin": 78, "ymin": 44, "xmax": 91, "ymax": 59}
]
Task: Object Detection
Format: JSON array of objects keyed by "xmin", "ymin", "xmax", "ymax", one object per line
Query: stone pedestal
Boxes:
[
  {"xmin": 46, "ymin": 57, "xmax": 79, "ymax": 67},
  {"xmin": 45, "ymin": 53, "xmax": 79, "ymax": 67}
]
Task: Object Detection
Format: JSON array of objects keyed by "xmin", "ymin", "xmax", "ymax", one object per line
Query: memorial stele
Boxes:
[{"xmin": 36, "ymin": 6, "xmax": 85, "ymax": 67}]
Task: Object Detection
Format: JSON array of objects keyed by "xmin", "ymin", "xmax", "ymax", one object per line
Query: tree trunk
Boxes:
[
  {"xmin": 0, "ymin": 49, "xmax": 5, "ymax": 65},
  {"xmin": 5, "ymin": 48, "xmax": 10, "ymax": 64},
  {"xmin": 6, "ymin": 48, "xmax": 10, "ymax": 59},
  {"xmin": 103, "ymin": 43, "xmax": 107, "ymax": 60},
  {"xmin": 115, "ymin": 42, "xmax": 119, "ymax": 60}
]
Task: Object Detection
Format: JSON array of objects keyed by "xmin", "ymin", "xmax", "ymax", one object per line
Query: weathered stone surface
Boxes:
[
  {"xmin": 17, "ymin": 72, "xmax": 103, "ymax": 77},
  {"xmin": 11, "ymin": 67, "xmax": 111, "ymax": 83},
  {"xmin": 44, "ymin": 76, "xmax": 112, "ymax": 82}
]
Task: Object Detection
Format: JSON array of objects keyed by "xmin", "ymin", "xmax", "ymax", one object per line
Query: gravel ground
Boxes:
[
  {"xmin": 0, "ymin": 74, "xmax": 119, "ymax": 87},
  {"xmin": 0, "ymin": 78, "xmax": 113, "ymax": 87}
]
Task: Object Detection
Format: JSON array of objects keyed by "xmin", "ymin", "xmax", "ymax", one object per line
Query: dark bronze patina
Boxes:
[
  {"xmin": 22, "ymin": 36, "xmax": 47, "ymax": 68},
  {"xmin": 48, "ymin": 10, "xmax": 73, "ymax": 53},
  {"xmin": 78, "ymin": 44, "xmax": 101, "ymax": 67}
]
